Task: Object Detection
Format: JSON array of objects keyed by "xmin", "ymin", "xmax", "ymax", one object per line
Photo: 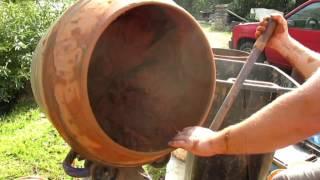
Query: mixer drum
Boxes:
[{"xmin": 31, "ymin": 0, "xmax": 215, "ymax": 166}]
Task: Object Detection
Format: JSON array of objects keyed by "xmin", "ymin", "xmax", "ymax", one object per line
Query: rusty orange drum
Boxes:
[{"xmin": 31, "ymin": 0, "xmax": 215, "ymax": 166}]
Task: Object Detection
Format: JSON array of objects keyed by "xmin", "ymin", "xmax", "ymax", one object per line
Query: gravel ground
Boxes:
[{"xmin": 200, "ymin": 23, "xmax": 232, "ymax": 49}]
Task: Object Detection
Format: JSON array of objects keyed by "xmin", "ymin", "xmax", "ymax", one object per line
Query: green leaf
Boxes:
[{"xmin": 0, "ymin": 0, "xmax": 74, "ymax": 102}]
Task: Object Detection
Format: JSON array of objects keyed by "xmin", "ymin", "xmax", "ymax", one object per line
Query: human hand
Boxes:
[
  {"xmin": 255, "ymin": 15, "xmax": 291, "ymax": 51},
  {"xmin": 168, "ymin": 126, "xmax": 225, "ymax": 157}
]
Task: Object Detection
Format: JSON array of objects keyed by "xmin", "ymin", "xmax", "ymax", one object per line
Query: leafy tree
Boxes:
[
  {"xmin": 227, "ymin": 0, "xmax": 296, "ymax": 17},
  {"xmin": 174, "ymin": 0, "xmax": 216, "ymax": 17},
  {"xmin": 174, "ymin": 0, "xmax": 297, "ymax": 18},
  {"xmin": 0, "ymin": 1, "xmax": 73, "ymax": 102}
]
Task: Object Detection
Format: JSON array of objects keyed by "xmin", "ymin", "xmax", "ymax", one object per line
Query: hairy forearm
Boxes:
[
  {"xmin": 216, "ymin": 70, "xmax": 320, "ymax": 154},
  {"xmin": 278, "ymin": 37, "xmax": 320, "ymax": 78}
]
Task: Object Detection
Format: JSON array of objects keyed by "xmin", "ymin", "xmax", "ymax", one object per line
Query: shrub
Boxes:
[
  {"xmin": 230, "ymin": 0, "xmax": 296, "ymax": 18},
  {"xmin": 0, "ymin": 1, "xmax": 73, "ymax": 102},
  {"xmin": 174, "ymin": 0, "xmax": 297, "ymax": 19},
  {"xmin": 174, "ymin": 0, "xmax": 216, "ymax": 18}
]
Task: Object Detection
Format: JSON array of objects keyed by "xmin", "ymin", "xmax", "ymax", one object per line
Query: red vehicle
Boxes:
[{"xmin": 230, "ymin": 0, "xmax": 320, "ymax": 70}]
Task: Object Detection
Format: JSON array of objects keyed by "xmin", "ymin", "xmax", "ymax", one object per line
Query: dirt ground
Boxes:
[{"xmin": 200, "ymin": 24, "xmax": 232, "ymax": 49}]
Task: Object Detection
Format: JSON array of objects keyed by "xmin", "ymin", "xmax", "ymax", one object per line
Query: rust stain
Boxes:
[
  {"xmin": 42, "ymin": 39, "xmax": 47, "ymax": 46},
  {"xmin": 71, "ymin": 28, "xmax": 81, "ymax": 36}
]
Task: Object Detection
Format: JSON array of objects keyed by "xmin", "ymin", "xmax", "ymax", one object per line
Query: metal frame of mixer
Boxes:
[{"xmin": 63, "ymin": 150, "xmax": 169, "ymax": 179}]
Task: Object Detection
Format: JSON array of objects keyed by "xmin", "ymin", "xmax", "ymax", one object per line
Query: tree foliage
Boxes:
[
  {"xmin": 0, "ymin": 1, "xmax": 73, "ymax": 102},
  {"xmin": 174, "ymin": 0, "xmax": 296, "ymax": 18},
  {"xmin": 232, "ymin": 0, "xmax": 296, "ymax": 17},
  {"xmin": 174, "ymin": 0, "xmax": 233, "ymax": 17}
]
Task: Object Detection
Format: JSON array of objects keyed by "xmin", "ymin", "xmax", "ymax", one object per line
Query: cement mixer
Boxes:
[{"xmin": 31, "ymin": 0, "xmax": 215, "ymax": 177}]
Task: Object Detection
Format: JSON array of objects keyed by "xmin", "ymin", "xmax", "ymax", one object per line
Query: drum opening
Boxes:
[{"xmin": 87, "ymin": 4, "xmax": 214, "ymax": 152}]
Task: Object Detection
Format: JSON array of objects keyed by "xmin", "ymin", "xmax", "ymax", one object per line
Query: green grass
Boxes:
[
  {"xmin": 144, "ymin": 166, "xmax": 166, "ymax": 180},
  {"xmin": 199, "ymin": 21, "xmax": 231, "ymax": 32},
  {"xmin": 199, "ymin": 22, "xmax": 232, "ymax": 49},
  {"xmin": 0, "ymin": 99, "xmax": 69, "ymax": 179},
  {"xmin": 0, "ymin": 99, "xmax": 166, "ymax": 179},
  {"xmin": 199, "ymin": 21, "xmax": 212, "ymax": 29}
]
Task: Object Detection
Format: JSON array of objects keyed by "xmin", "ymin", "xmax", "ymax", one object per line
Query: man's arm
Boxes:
[
  {"xmin": 277, "ymin": 37, "xmax": 320, "ymax": 79},
  {"xmin": 256, "ymin": 15, "xmax": 320, "ymax": 78},
  {"xmin": 220, "ymin": 70, "xmax": 320, "ymax": 154},
  {"xmin": 168, "ymin": 15, "xmax": 320, "ymax": 157},
  {"xmin": 169, "ymin": 71, "xmax": 320, "ymax": 156}
]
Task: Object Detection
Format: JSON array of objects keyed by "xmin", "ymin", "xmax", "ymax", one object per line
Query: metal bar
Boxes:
[
  {"xmin": 273, "ymin": 157, "xmax": 288, "ymax": 169},
  {"xmin": 226, "ymin": 9, "xmax": 249, "ymax": 22},
  {"xmin": 209, "ymin": 19, "xmax": 276, "ymax": 130},
  {"xmin": 62, "ymin": 150, "xmax": 90, "ymax": 178}
]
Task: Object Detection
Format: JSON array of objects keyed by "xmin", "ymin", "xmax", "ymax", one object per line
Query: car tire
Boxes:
[
  {"xmin": 239, "ymin": 41, "xmax": 254, "ymax": 52},
  {"xmin": 239, "ymin": 40, "xmax": 266, "ymax": 63}
]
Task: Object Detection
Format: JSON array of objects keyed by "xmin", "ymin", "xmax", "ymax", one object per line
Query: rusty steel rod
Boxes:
[{"xmin": 209, "ymin": 19, "xmax": 276, "ymax": 130}]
